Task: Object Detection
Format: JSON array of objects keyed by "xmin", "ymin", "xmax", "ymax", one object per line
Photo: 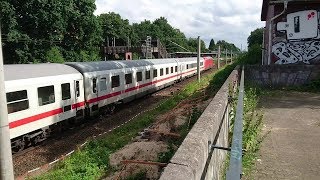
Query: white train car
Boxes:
[
  {"xmin": 4, "ymin": 64, "xmax": 85, "ymax": 152},
  {"xmin": 66, "ymin": 59, "xmax": 180, "ymax": 116},
  {"xmin": 66, "ymin": 57, "xmax": 207, "ymax": 116},
  {"xmin": 176, "ymin": 58, "xmax": 205, "ymax": 79}
]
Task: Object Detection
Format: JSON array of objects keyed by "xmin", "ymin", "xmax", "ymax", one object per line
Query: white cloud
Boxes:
[{"xmin": 95, "ymin": 0, "xmax": 265, "ymax": 50}]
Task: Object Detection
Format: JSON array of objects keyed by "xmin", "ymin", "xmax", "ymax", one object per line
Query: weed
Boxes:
[{"xmin": 125, "ymin": 170, "xmax": 147, "ymax": 180}]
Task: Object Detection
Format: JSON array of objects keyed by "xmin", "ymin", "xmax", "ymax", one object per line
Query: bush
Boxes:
[{"xmin": 237, "ymin": 44, "xmax": 262, "ymax": 65}]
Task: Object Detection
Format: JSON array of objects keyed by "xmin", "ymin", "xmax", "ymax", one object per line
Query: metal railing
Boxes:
[{"xmin": 226, "ymin": 67, "xmax": 244, "ymax": 180}]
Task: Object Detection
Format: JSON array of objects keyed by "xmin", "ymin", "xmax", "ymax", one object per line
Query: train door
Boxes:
[
  {"xmin": 74, "ymin": 80, "xmax": 84, "ymax": 118},
  {"xmin": 179, "ymin": 64, "xmax": 184, "ymax": 80},
  {"xmin": 110, "ymin": 72, "xmax": 122, "ymax": 102},
  {"xmin": 98, "ymin": 74, "xmax": 109, "ymax": 107},
  {"xmin": 90, "ymin": 77, "xmax": 99, "ymax": 114},
  {"xmin": 60, "ymin": 82, "xmax": 75, "ymax": 120}
]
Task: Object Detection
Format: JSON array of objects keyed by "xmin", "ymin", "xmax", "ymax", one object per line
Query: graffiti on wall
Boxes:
[{"xmin": 272, "ymin": 10, "xmax": 320, "ymax": 64}]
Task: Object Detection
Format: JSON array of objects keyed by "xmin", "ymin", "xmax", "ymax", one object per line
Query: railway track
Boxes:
[{"xmin": 13, "ymin": 68, "xmax": 217, "ymax": 177}]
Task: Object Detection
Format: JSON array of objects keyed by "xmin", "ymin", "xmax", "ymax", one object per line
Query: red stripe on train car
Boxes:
[
  {"xmin": 72, "ymin": 101, "xmax": 85, "ymax": 109},
  {"xmin": 9, "ymin": 108, "xmax": 63, "ymax": 129},
  {"xmin": 86, "ymin": 91, "xmax": 122, "ymax": 104}
]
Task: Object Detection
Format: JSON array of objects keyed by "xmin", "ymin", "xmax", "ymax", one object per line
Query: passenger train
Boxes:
[{"xmin": 4, "ymin": 57, "xmax": 214, "ymax": 152}]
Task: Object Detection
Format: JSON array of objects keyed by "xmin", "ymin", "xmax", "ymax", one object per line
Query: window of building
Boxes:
[
  {"xmin": 145, "ymin": 70, "xmax": 151, "ymax": 80},
  {"xmin": 175, "ymin": 66, "xmax": 178, "ymax": 72},
  {"xmin": 160, "ymin": 68, "xmax": 164, "ymax": 76},
  {"xmin": 112, "ymin": 75, "xmax": 120, "ymax": 88},
  {"xmin": 38, "ymin": 85, "xmax": 55, "ymax": 106},
  {"xmin": 100, "ymin": 78, "xmax": 107, "ymax": 91},
  {"xmin": 137, "ymin": 72, "xmax": 142, "ymax": 82},
  {"xmin": 6, "ymin": 90, "xmax": 29, "ymax": 114},
  {"xmin": 61, "ymin": 83, "xmax": 71, "ymax": 100},
  {"xmin": 171, "ymin": 67, "xmax": 174, "ymax": 73},
  {"xmin": 153, "ymin": 69, "xmax": 158, "ymax": 78},
  {"xmin": 92, "ymin": 78, "xmax": 97, "ymax": 93},
  {"xmin": 125, "ymin": 73, "xmax": 132, "ymax": 84}
]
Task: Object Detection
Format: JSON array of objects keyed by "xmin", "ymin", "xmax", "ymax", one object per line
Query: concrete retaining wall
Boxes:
[
  {"xmin": 160, "ymin": 68, "xmax": 239, "ymax": 180},
  {"xmin": 246, "ymin": 65, "xmax": 320, "ymax": 87}
]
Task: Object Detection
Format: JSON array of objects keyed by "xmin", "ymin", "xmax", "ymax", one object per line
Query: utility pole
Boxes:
[
  {"xmin": 231, "ymin": 50, "xmax": 233, "ymax": 64},
  {"xmin": 225, "ymin": 49, "xmax": 228, "ymax": 65},
  {"xmin": 218, "ymin": 46, "xmax": 221, "ymax": 69},
  {"xmin": 0, "ymin": 23, "xmax": 15, "ymax": 180},
  {"xmin": 197, "ymin": 36, "xmax": 201, "ymax": 83}
]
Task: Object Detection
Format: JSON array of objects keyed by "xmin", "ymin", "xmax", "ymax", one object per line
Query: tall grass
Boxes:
[{"xmin": 241, "ymin": 87, "xmax": 263, "ymax": 177}]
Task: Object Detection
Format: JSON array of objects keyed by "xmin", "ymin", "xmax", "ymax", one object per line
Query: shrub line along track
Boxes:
[{"xmin": 14, "ymin": 67, "xmax": 217, "ymax": 179}]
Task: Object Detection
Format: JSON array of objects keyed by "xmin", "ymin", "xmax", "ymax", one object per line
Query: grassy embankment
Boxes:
[{"xmin": 32, "ymin": 62, "xmax": 237, "ymax": 180}]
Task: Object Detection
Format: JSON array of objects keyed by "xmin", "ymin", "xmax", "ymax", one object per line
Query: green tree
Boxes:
[
  {"xmin": 208, "ymin": 39, "xmax": 215, "ymax": 51},
  {"xmin": 0, "ymin": 0, "xmax": 102, "ymax": 63},
  {"xmin": 45, "ymin": 46, "xmax": 64, "ymax": 63},
  {"xmin": 98, "ymin": 12, "xmax": 131, "ymax": 46},
  {"xmin": 247, "ymin": 27, "xmax": 264, "ymax": 48}
]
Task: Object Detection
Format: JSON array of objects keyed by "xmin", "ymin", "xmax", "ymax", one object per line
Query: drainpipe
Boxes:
[{"xmin": 267, "ymin": 1, "xmax": 288, "ymax": 65}]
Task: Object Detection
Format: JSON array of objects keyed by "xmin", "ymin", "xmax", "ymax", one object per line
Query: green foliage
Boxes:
[
  {"xmin": 157, "ymin": 144, "xmax": 175, "ymax": 163},
  {"xmin": 1, "ymin": 1, "xmax": 240, "ymax": 63},
  {"xmin": 216, "ymin": 40, "xmax": 241, "ymax": 53},
  {"xmin": 225, "ymin": 85, "xmax": 263, "ymax": 180},
  {"xmin": 98, "ymin": 12, "xmax": 131, "ymax": 46},
  {"xmin": 208, "ymin": 39, "xmax": 215, "ymax": 51},
  {"xmin": 247, "ymin": 27, "xmax": 264, "ymax": 48},
  {"xmin": 236, "ymin": 44, "xmax": 262, "ymax": 65},
  {"xmin": 242, "ymin": 87, "xmax": 263, "ymax": 177},
  {"xmin": 1, "ymin": 0, "xmax": 102, "ymax": 63},
  {"xmin": 45, "ymin": 47, "xmax": 64, "ymax": 63}
]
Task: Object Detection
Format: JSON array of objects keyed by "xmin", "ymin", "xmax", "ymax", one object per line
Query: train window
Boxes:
[
  {"xmin": 171, "ymin": 67, "xmax": 173, "ymax": 73},
  {"xmin": 166, "ymin": 68, "xmax": 169, "ymax": 74},
  {"xmin": 100, "ymin": 78, "xmax": 107, "ymax": 91},
  {"xmin": 187, "ymin": 65, "xmax": 189, "ymax": 69},
  {"xmin": 175, "ymin": 66, "xmax": 178, "ymax": 72},
  {"xmin": 160, "ymin": 68, "xmax": 163, "ymax": 76},
  {"xmin": 61, "ymin": 83, "xmax": 71, "ymax": 100},
  {"xmin": 153, "ymin": 69, "xmax": 158, "ymax": 78},
  {"xmin": 6, "ymin": 90, "xmax": 29, "ymax": 114},
  {"xmin": 92, "ymin": 78, "xmax": 97, "ymax": 93},
  {"xmin": 76, "ymin": 81, "xmax": 80, "ymax": 97},
  {"xmin": 145, "ymin": 70, "xmax": 151, "ymax": 80},
  {"xmin": 125, "ymin": 73, "xmax": 132, "ymax": 84},
  {"xmin": 38, "ymin": 85, "xmax": 55, "ymax": 106},
  {"xmin": 137, "ymin": 72, "xmax": 142, "ymax": 82},
  {"xmin": 200, "ymin": 62, "xmax": 203, "ymax": 66},
  {"xmin": 111, "ymin": 75, "xmax": 120, "ymax": 88}
]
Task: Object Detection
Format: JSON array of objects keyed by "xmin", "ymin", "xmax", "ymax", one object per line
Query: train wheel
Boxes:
[{"xmin": 12, "ymin": 139, "xmax": 25, "ymax": 153}]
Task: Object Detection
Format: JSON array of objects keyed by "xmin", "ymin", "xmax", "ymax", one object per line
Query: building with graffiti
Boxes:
[{"xmin": 261, "ymin": 0, "xmax": 320, "ymax": 65}]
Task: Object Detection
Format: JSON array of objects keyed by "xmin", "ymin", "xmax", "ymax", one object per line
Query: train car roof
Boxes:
[
  {"xmin": 4, "ymin": 63, "xmax": 81, "ymax": 81},
  {"xmin": 175, "ymin": 57, "xmax": 199, "ymax": 62},
  {"xmin": 65, "ymin": 59, "xmax": 178, "ymax": 73}
]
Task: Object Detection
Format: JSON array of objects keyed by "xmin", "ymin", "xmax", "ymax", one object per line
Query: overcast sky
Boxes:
[{"xmin": 95, "ymin": 0, "xmax": 265, "ymax": 50}]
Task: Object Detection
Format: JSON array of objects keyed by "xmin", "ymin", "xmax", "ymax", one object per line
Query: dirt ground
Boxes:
[
  {"xmin": 105, "ymin": 95, "xmax": 212, "ymax": 179},
  {"xmin": 252, "ymin": 91, "xmax": 320, "ymax": 180}
]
